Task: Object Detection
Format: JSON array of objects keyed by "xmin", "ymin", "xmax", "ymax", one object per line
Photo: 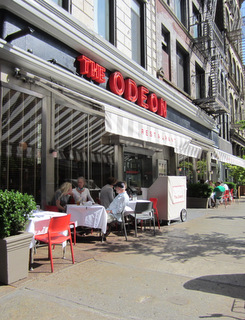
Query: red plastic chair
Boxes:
[
  {"xmin": 35, "ymin": 214, "xmax": 75, "ymax": 272},
  {"xmin": 222, "ymin": 190, "xmax": 231, "ymax": 206},
  {"xmin": 45, "ymin": 205, "xmax": 76, "ymax": 245},
  {"xmin": 149, "ymin": 198, "xmax": 160, "ymax": 229},
  {"xmin": 230, "ymin": 189, "xmax": 235, "ymax": 202}
]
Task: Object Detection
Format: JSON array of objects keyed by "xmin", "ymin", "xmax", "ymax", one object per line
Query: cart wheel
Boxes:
[{"xmin": 180, "ymin": 209, "xmax": 187, "ymax": 222}]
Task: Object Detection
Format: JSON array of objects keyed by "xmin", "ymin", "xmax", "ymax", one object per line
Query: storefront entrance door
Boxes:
[{"xmin": 124, "ymin": 152, "xmax": 152, "ymax": 196}]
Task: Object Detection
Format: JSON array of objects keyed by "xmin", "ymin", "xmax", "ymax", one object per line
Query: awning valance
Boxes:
[
  {"xmin": 212, "ymin": 149, "xmax": 245, "ymax": 167},
  {"xmin": 105, "ymin": 105, "xmax": 191, "ymax": 151},
  {"xmin": 175, "ymin": 143, "xmax": 202, "ymax": 159}
]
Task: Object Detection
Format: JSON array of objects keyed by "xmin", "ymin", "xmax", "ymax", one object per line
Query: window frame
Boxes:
[
  {"xmin": 175, "ymin": 0, "xmax": 187, "ymax": 27},
  {"xmin": 176, "ymin": 42, "xmax": 190, "ymax": 94},
  {"xmin": 51, "ymin": 0, "xmax": 71, "ymax": 12},
  {"xmin": 131, "ymin": 0, "xmax": 146, "ymax": 68},
  {"xmin": 195, "ymin": 62, "xmax": 205, "ymax": 99},
  {"xmin": 161, "ymin": 25, "xmax": 171, "ymax": 81},
  {"xmin": 94, "ymin": 0, "xmax": 116, "ymax": 45}
]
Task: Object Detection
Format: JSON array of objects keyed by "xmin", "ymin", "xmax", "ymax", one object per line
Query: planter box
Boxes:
[
  {"xmin": 187, "ymin": 197, "xmax": 209, "ymax": 209},
  {"xmin": 0, "ymin": 231, "xmax": 33, "ymax": 285}
]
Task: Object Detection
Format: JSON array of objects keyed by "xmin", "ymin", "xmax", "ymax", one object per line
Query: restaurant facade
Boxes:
[{"xmin": 0, "ymin": 0, "xmax": 245, "ymax": 207}]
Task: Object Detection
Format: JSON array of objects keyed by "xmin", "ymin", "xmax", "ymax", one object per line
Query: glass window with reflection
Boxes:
[
  {"xmin": 176, "ymin": 44, "xmax": 189, "ymax": 94},
  {"xmin": 131, "ymin": 0, "xmax": 145, "ymax": 67},
  {"xmin": 0, "ymin": 87, "xmax": 42, "ymax": 202},
  {"xmin": 195, "ymin": 63, "xmax": 205, "ymax": 99},
  {"xmin": 94, "ymin": 0, "xmax": 115, "ymax": 44},
  {"xmin": 51, "ymin": 0, "xmax": 70, "ymax": 11},
  {"xmin": 175, "ymin": 0, "xmax": 187, "ymax": 27},
  {"xmin": 161, "ymin": 25, "xmax": 171, "ymax": 81},
  {"xmin": 54, "ymin": 103, "xmax": 114, "ymax": 202}
]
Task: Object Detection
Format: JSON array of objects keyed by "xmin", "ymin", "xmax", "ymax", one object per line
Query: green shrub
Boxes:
[
  {"xmin": 225, "ymin": 182, "xmax": 236, "ymax": 192},
  {"xmin": 0, "ymin": 190, "xmax": 36, "ymax": 238},
  {"xmin": 187, "ymin": 183, "xmax": 213, "ymax": 198}
]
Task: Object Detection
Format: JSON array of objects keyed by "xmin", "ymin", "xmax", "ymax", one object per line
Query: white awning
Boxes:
[
  {"xmin": 175, "ymin": 143, "xmax": 202, "ymax": 159},
  {"xmin": 212, "ymin": 149, "xmax": 245, "ymax": 167},
  {"xmin": 105, "ymin": 105, "xmax": 191, "ymax": 151}
]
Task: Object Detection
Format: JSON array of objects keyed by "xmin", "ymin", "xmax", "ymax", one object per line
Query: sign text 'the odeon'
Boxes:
[{"xmin": 77, "ymin": 55, "xmax": 167, "ymax": 118}]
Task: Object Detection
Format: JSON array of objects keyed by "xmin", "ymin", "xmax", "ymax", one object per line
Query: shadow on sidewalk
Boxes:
[{"xmin": 184, "ymin": 273, "xmax": 245, "ymax": 300}]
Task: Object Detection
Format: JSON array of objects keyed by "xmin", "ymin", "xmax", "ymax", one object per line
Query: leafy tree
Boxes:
[
  {"xmin": 236, "ymin": 120, "xmax": 245, "ymax": 130},
  {"xmin": 226, "ymin": 156, "xmax": 245, "ymax": 185}
]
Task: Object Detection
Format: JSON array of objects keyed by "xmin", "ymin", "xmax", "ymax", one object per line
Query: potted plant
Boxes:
[
  {"xmin": 0, "ymin": 190, "xmax": 36, "ymax": 285},
  {"xmin": 187, "ymin": 183, "xmax": 213, "ymax": 208}
]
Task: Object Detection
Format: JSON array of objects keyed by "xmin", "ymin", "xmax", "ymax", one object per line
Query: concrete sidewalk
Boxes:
[{"xmin": 1, "ymin": 198, "xmax": 245, "ymax": 319}]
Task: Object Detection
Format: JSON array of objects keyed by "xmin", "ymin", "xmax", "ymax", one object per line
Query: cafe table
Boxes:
[
  {"xmin": 25, "ymin": 211, "xmax": 67, "ymax": 269},
  {"xmin": 26, "ymin": 211, "xmax": 67, "ymax": 248},
  {"xmin": 66, "ymin": 204, "xmax": 107, "ymax": 235}
]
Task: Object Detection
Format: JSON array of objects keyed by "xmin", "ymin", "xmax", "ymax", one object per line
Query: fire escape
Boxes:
[{"xmin": 191, "ymin": 0, "xmax": 229, "ymax": 117}]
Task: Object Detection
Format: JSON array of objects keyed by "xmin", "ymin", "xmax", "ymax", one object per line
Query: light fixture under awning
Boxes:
[
  {"xmin": 175, "ymin": 143, "xmax": 202, "ymax": 159},
  {"xmin": 104, "ymin": 105, "xmax": 191, "ymax": 151},
  {"xmin": 212, "ymin": 149, "xmax": 245, "ymax": 167}
]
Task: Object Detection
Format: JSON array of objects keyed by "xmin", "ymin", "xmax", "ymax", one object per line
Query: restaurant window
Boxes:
[
  {"xmin": 197, "ymin": 152, "xmax": 207, "ymax": 182},
  {"xmin": 195, "ymin": 63, "xmax": 205, "ymax": 99},
  {"xmin": 175, "ymin": 0, "xmax": 187, "ymax": 27},
  {"xmin": 177, "ymin": 155, "xmax": 194, "ymax": 182},
  {"xmin": 0, "ymin": 87, "xmax": 42, "ymax": 203},
  {"xmin": 161, "ymin": 25, "xmax": 171, "ymax": 81},
  {"xmin": 54, "ymin": 103, "xmax": 114, "ymax": 201},
  {"xmin": 51, "ymin": 0, "xmax": 70, "ymax": 11},
  {"xmin": 94, "ymin": 0, "xmax": 115, "ymax": 44},
  {"xmin": 176, "ymin": 43, "xmax": 189, "ymax": 94},
  {"xmin": 124, "ymin": 152, "xmax": 152, "ymax": 195},
  {"xmin": 131, "ymin": 0, "xmax": 146, "ymax": 67}
]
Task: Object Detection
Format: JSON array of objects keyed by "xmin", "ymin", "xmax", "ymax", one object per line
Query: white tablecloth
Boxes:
[
  {"xmin": 25, "ymin": 211, "xmax": 66, "ymax": 248},
  {"xmin": 66, "ymin": 204, "xmax": 107, "ymax": 234}
]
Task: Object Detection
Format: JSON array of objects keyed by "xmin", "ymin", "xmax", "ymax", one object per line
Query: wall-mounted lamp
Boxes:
[
  {"xmin": 5, "ymin": 27, "xmax": 34, "ymax": 43},
  {"xmin": 49, "ymin": 148, "xmax": 57, "ymax": 158}
]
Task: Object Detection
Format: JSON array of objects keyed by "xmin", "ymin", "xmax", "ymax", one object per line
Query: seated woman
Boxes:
[
  {"xmin": 72, "ymin": 176, "xmax": 94, "ymax": 204},
  {"xmin": 52, "ymin": 182, "xmax": 73, "ymax": 212}
]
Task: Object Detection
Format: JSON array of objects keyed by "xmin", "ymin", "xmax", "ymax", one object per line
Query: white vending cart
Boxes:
[{"xmin": 148, "ymin": 176, "xmax": 187, "ymax": 225}]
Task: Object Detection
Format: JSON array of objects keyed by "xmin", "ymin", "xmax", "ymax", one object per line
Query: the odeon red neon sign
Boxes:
[{"xmin": 77, "ymin": 55, "xmax": 167, "ymax": 118}]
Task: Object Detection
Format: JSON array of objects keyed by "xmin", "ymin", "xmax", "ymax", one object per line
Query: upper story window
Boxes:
[
  {"xmin": 161, "ymin": 25, "xmax": 171, "ymax": 81},
  {"xmin": 219, "ymin": 71, "xmax": 225, "ymax": 98},
  {"xmin": 192, "ymin": 4, "xmax": 201, "ymax": 38},
  {"xmin": 195, "ymin": 63, "xmax": 205, "ymax": 99},
  {"xmin": 94, "ymin": 0, "xmax": 115, "ymax": 44},
  {"xmin": 175, "ymin": 0, "xmax": 187, "ymax": 27},
  {"xmin": 51, "ymin": 0, "xmax": 70, "ymax": 11},
  {"xmin": 176, "ymin": 43, "xmax": 189, "ymax": 94},
  {"xmin": 232, "ymin": 58, "xmax": 236, "ymax": 81},
  {"xmin": 131, "ymin": 0, "xmax": 146, "ymax": 67}
]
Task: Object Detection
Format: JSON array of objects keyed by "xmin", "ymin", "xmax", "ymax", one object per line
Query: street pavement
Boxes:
[{"xmin": 0, "ymin": 198, "xmax": 245, "ymax": 320}]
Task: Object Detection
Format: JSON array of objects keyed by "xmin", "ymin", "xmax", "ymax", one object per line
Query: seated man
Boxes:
[
  {"xmin": 106, "ymin": 181, "xmax": 129, "ymax": 223},
  {"xmin": 213, "ymin": 182, "xmax": 225, "ymax": 205}
]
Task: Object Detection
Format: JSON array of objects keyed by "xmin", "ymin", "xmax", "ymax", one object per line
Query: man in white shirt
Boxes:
[{"xmin": 106, "ymin": 181, "xmax": 129, "ymax": 223}]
